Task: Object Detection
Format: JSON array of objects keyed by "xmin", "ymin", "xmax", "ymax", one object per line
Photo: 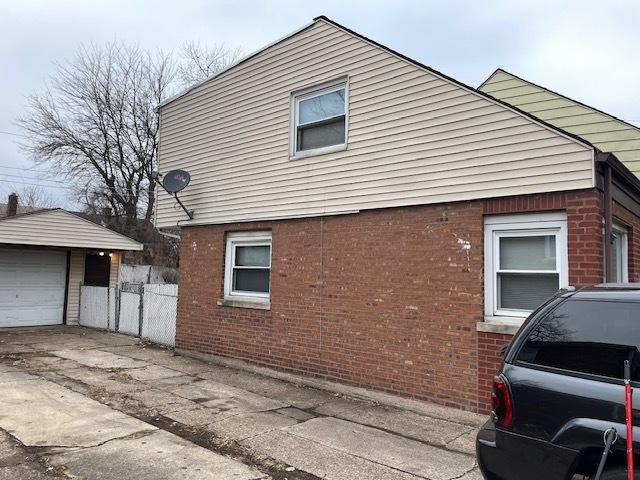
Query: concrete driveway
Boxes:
[{"xmin": 0, "ymin": 327, "xmax": 484, "ymax": 480}]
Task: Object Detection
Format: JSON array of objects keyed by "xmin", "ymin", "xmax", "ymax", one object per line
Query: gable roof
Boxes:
[
  {"xmin": 0, "ymin": 208, "xmax": 143, "ymax": 251},
  {"xmin": 158, "ymin": 16, "xmax": 594, "ymax": 153},
  {"xmin": 479, "ymin": 68, "xmax": 640, "ymax": 177}
]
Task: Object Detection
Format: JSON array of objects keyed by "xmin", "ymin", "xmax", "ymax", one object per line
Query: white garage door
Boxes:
[{"xmin": 0, "ymin": 249, "xmax": 67, "ymax": 328}]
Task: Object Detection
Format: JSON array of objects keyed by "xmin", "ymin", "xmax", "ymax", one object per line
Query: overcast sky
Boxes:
[{"xmin": 1, "ymin": 0, "xmax": 639, "ymax": 209}]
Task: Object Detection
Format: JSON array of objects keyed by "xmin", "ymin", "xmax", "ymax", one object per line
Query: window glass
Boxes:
[
  {"xmin": 298, "ymin": 120, "xmax": 345, "ymax": 151},
  {"xmin": 235, "ymin": 245, "xmax": 270, "ymax": 267},
  {"xmin": 498, "ymin": 273, "xmax": 559, "ymax": 311},
  {"xmin": 500, "ymin": 236, "xmax": 556, "ymax": 270},
  {"xmin": 612, "ymin": 234, "xmax": 621, "ymax": 282},
  {"xmin": 517, "ymin": 300, "xmax": 640, "ymax": 381},
  {"xmin": 233, "ymin": 269, "xmax": 270, "ymax": 293},
  {"xmin": 299, "ymin": 89, "xmax": 345, "ymax": 124},
  {"xmin": 611, "ymin": 228, "xmax": 627, "ymax": 283}
]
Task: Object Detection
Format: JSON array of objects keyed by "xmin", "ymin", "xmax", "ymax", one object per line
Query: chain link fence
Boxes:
[{"xmin": 141, "ymin": 284, "xmax": 177, "ymax": 347}]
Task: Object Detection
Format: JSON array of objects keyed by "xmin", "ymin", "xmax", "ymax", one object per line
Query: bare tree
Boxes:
[
  {"xmin": 17, "ymin": 42, "xmax": 174, "ymax": 232},
  {"xmin": 11, "ymin": 185, "xmax": 59, "ymax": 209},
  {"xmin": 178, "ymin": 41, "xmax": 242, "ymax": 87}
]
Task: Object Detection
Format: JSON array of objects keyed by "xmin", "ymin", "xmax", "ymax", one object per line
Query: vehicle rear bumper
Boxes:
[{"xmin": 477, "ymin": 418, "xmax": 579, "ymax": 480}]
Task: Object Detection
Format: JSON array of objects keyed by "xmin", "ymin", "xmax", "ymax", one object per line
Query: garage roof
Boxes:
[{"xmin": 0, "ymin": 209, "xmax": 143, "ymax": 251}]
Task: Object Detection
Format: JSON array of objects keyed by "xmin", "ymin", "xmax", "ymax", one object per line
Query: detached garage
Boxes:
[{"xmin": 0, "ymin": 207, "xmax": 143, "ymax": 328}]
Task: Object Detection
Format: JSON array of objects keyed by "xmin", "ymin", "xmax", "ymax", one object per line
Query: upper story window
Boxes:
[
  {"xmin": 291, "ymin": 80, "xmax": 348, "ymax": 158},
  {"xmin": 484, "ymin": 212, "xmax": 568, "ymax": 321}
]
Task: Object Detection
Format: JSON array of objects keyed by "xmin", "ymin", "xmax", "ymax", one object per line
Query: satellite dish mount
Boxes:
[{"xmin": 156, "ymin": 169, "xmax": 194, "ymax": 220}]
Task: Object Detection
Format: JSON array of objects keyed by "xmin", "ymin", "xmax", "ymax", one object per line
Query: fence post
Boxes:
[
  {"xmin": 138, "ymin": 285, "xmax": 144, "ymax": 338},
  {"xmin": 114, "ymin": 287, "xmax": 120, "ymax": 332}
]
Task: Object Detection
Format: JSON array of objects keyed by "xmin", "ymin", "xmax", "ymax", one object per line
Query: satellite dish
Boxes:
[
  {"xmin": 162, "ymin": 169, "xmax": 191, "ymax": 193},
  {"xmin": 156, "ymin": 169, "xmax": 194, "ymax": 220}
]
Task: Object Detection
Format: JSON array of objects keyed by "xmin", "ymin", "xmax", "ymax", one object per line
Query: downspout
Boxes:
[{"xmin": 603, "ymin": 162, "xmax": 613, "ymax": 282}]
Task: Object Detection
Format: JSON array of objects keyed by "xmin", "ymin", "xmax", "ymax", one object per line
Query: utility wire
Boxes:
[
  {"xmin": 0, "ymin": 164, "xmax": 56, "ymax": 173},
  {"xmin": 0, "ymin": 178, "xmax": 148, "ymax": 199},
  {"xmin": 0, "ymin": 130, "xmax": 27, "ymax": 138}
]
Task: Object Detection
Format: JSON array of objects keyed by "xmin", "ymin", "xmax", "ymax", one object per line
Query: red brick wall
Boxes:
[
  {"xmin": 477, "ymin": 331, "xmax": 515, "ymax": 413},
  {"xmin": 177, "ymin": 187, "xmax": 640, "ymax": 413},
  {"xmin": 178, "ymin": 202, "xmax": 485, "ymax": 411}
]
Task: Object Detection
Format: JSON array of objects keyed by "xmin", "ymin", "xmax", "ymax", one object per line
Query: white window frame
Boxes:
[
  {"xmin": 289, "ymin": 78, "xmax": 349, "ymax": 159},
  {"xmin": 224, "ymin": 231, "xmax": 272, "ymax": 302},
  {"xmin": 484, "ymin": 212, "xmax": 569, "ymax": 322},
  {"xmin": 611, "ymin": 222, "xmax": 629, "ymax": 283}
]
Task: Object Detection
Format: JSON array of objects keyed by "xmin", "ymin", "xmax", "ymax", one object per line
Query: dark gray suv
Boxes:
[{"xmin": 477, "ymin": 285, "xmax": 639, "ymax": 479}]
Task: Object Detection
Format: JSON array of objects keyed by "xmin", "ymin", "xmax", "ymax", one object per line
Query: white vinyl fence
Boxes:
[
  {"xmin": 79, "ymin": 284, "xmax": 177, "ymax": 346},
  {"xmin": 118, "ymin": 291, "xmax": 142, "ymax": 336},
  {"xmin": 79, "ymin": 286, "xmax": 115, "ymax": 330}
]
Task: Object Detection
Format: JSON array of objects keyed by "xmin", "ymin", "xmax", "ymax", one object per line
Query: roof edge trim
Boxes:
[{"xmin": 158, "ymin": 19, "xmax": 317, "ymax": 109}]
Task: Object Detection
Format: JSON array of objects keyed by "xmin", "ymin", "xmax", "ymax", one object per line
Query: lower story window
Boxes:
[
  {"xmin": 611, "ymin": 223, "xmax": 629, "ymax": 283},
  {"xmin": 224, "ymin": 232, "xmax": 271, "ymax": 301},
  {"xmin": 484, "ymin": 212, "xmax": 568, "ymax": 319}
]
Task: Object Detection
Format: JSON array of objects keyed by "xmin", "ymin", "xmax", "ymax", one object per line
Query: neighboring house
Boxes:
[
  {"xmin": 0, "ymin": 204, "xmax": 143, "ymax": 328},
  {"xmin": 479, "ymin": 69, "xmax": 640, "ymax": 178},
  {"xmin": 155, "ymin": 16, "xmax": 640, "ymax": 413}
]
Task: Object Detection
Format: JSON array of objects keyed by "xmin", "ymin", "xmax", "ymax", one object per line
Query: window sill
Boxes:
[
  {"xmin": 217, "ymin": 298, "xmax": 271, "ymax": 310},
  {"xmin": 477, "ymin": 316, "xmax": 524, "ymax": 335},
  {"xmin": 290, "ymin": 144, "xmax": 347, "ymax": 160}
]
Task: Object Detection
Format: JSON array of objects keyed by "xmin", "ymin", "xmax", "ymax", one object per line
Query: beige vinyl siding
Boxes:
[
  {"xmin": 480, "ymin": 70, "xmax": 640, "ymax": 177},
  {"xmin": 156, "ymin": 20, "xmax": 594, "ymax": 227},
  {"xmin": 0, "ymin": 210, "xmax": 142, "ymax": 251},
  {"xmin": 109, "ymin": 251, "xmax": 120, "ymax": 288},
  {"xmin": 66, "ymin": 250, "xmax": 84, "ymax": 326}
]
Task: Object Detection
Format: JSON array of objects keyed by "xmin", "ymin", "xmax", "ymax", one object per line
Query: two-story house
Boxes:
[{"xmin": 155, "ymin": 16, "xmax": 640, "ymax": 413}]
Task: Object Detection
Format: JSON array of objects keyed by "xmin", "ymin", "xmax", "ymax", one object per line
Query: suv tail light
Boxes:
[{"xmin": 492, "ymin": 375, "xmax": 513, "ymax": 429}]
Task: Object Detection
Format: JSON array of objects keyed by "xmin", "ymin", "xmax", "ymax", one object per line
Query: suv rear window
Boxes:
[{"xmin": 517, "ymin": 299, "xmax": 640, "ymax": 381}]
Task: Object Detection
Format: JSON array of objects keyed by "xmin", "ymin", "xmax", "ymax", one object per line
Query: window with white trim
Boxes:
[
  {"xmin": 611, "ymin": 222, "xmax": 629, "ymax": 283},
  {"xmin": 224, "ymin": 232, "xmax": 272, "ymax": 301},
  {"xmin": 484, "ymin": 213, "xmax": 568, "ymax": 319},
  {"xmin": 291, "ymin": 80, "xmax": 347, "ymax": 157}
]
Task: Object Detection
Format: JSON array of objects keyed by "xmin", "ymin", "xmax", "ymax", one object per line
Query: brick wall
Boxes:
[
  {"xmin": 178, "ymin": 201, "xmax": 485, "ymax": 411},
  {"xmin": 477, "ymin": 331, "xmax": 515, "ymax": 413},
  {"xmin": 177, "ymin": 187, "xmax": 640, "ymax": 413}
]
